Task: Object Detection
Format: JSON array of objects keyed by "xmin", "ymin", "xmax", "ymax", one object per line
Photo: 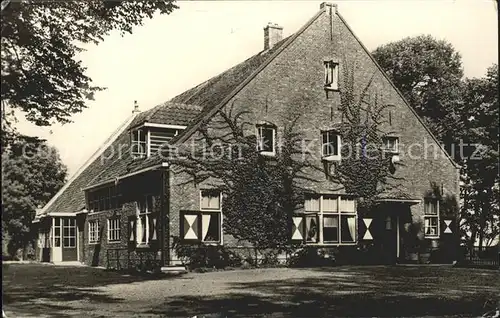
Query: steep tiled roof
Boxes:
[
  {"xmin": 130, "ymin": 102, "xmax": 202, "ymax": 128},
  {"xmin": 85, "ymin": 103, "xmax": 204, "ymax": 186},
  {"xmin": 375, "ymin": 189, "xmax": 420, "ymax": 202},
  {"xmin": 116, "ymin": 36, "xmax": 296, "ymax": 175},
  {"xmin": 35, "ymin": 115, "xmax": 137, "ymax": 218},
  {"xmin": 37, "ymin": 103, "xmax": 203, "ymax": 216},
  {"xmin": 38, "ymin": 7, "xmax": 327, "ymax": 216},
  {"xmin": 170, "ymin": 36, "xmax": 291, "ymax": 109}
]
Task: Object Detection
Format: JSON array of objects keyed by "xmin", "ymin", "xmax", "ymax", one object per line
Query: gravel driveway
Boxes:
[{"xmin": 2, "ymin": 263, "xmax": 499, "ymax": 317}]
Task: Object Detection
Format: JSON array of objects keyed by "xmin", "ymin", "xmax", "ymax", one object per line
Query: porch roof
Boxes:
[{"xmin": 374, "ymin": 189, "xmax": 421, "ymax": 204}]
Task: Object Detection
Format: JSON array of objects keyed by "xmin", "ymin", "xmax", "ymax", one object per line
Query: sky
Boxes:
[{"xmin": 16, "ymin": 0, "xmax": 498, "ymax": 178}]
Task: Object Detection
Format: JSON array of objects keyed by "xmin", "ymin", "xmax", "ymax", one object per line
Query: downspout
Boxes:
[{"xmin": 160, "ymin": 167, "xmax": 170, "ymax": 266}]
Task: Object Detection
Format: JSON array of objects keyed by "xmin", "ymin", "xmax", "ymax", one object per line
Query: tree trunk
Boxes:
[{"xmin": 254, "ymin": 246, "xmax": 259, "ymax": 267}]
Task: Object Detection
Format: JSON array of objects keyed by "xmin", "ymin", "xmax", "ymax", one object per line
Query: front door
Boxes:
[
  {"xmin": 61, "ymin": 218, "xmax": 78, "ymax": 261},
  {"xmin": 372, "ymin": 214, "xmax": 399, "ymax": 264},
  {"xmin": 52, "ymin": 217, "xmax": 62, "ymax": 262}
]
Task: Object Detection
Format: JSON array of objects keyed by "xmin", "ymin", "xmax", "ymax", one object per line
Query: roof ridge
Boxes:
[
  {"xmin": 172, "ymin": 8, "xmax": 325, "ymax": 145},
  {"xmin": 169, "ymin": 102, "xmax": 203, "ymax": 111},
  {"xmin": 35, "ymin": 113, "xmax": 138, "ymax": 218},
  {"xmin": 336, "ymin": 12, "xmax": 459, "ymax": 169}
]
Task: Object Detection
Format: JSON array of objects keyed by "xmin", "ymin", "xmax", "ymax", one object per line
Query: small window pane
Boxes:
[
  {"xmin": 305, "ymin": 197, "xmax": 320, "ymax": 212},
  {"xmin": 340, "ymin": 215, "xmax": 356, "ymax": 243},
  {"xmin": 202, "ymin": 212, "xmax": 220, "ymax": 243},
  {"xmin": 257, "ymin": 126, "xmax": 275, "ymax": 153},
  {"xmin": 305, "ymin": 215, "xmax": 319, "ymax": 243},
  {"xmin": 201, "ymin": 190, "xmax": 221, "ymax": 210},
  {"xmin": 323, "ymin": 215, "xmax": 339, "ymax": 243},
  {"xmin": 323, "ymin": 196, "xmax": 338, "ymax": 212},
  {"xmin": 424, "ymin": 200, "xmax": 438, "ymax": 215},
  {"xmin": 147, "ymin": 195, "xmax": 154, "ymax": 212},
  {"xmin": 340, "ymin": 198, "xmax": 355, "ymax": 213},
  {"xmin": 321, "ymin": 131, "xmax": 339, "ymax": 157},
  {"xmin": 383, "ymin": 137, "xmax": 399, "ymax": 153}
]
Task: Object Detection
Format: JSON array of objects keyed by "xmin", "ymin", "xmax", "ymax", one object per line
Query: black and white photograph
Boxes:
[{"xmin": 1, "ymin": 0, "xmax": 499, "ymax": 317}]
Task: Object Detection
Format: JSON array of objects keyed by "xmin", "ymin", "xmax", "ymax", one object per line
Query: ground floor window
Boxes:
[
  {"xmin": 292, "ymin": 194, "xmax": 357, "ymax": 245},
  {"xmin": 200, "ymin": 190, "xmax": 222, "ymax": 243},
  {"xmin": 424, "ymin": 198, "xmax": 439, "ymax": 238},
  {"xmin": 89, "ymin": 220, "xmax": 100, "ymax": 244},
  {"xmin": 181, "ymin": 211, "xmax": 222, "ymax": 243},
  {"xmin": 53, "ymin": 217, "xmax": 61, "ymax": 247},
  {"xmin": 39, "ymin": 229, "xmax": 51, "ymax": 248},
  {"xmin": 181, "ymin": 190, "xmax": 222, "ymax": 244},
  {"xmin": 108, "ymin": 217, "xmax": 121, "ymax": 242},
  {"xmin": 136, "ymin": 195, "xmax": 153, "ymax": 246},
  {"xmin": 63, "ymin": 218, "xmax": 76, "ymax": 248}
]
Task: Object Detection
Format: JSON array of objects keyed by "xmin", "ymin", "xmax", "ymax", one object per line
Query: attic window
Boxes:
[
  {"xmin": 131, "ymin": 128, "xmax": 148, "ymax": 158},
  {"xmin": 382, "ymin": 136, "xmax": 399, "ymax": 154},
  {"xmin": 256, "ymin": 123, "xmax": 276, "ymax": 156},
  {"xmin": 324, "ymin": 61, "xmax": 339, "ymax": 90},
  {"xmin": 321, "ymin": 130, "xmax": 341, "ymax": 160}
]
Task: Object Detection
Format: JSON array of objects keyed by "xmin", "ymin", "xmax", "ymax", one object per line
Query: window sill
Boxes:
[
  {"xmin": 136, "ymin": 243, "xmax": 151, "ymax": 249},
  {"xmin": 258, "ymin": 151, "xmax": 276, "ymax": 157},
  {"xmin": 201, "ymin": 242, "xmax": 222, "ymax": 246},
  {"xmin": 383, "ymin": 151, "xmax": 399, "ymax": 156},
  {"xmin": 108, "ymin": 241, "xmax": 122, "ymax": 244},
  {"xmin": 89, "ymin": 242, "xmax": 100, "ymax": 245},
  {"xmin": 322, "ymin": 155, "xmax": 341, "ymax": 162},
  {"xmin": 131, "ymin": 154, "xmax": 148, "ymax": 160},
  {"xmin": 303, "ymin": 242, "xmax": 357, "ymax": 246},
  {"xmin": 425, "ymin": 235, "xmax": 440, "ymax": 239},
  {"xmin": 324, "ymin": 86, "xmax": 339, "ymax": 92}
]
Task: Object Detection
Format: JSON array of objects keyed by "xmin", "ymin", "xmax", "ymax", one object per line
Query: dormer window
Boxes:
[
  {"xmin": 131, "ymin": 128, "xmax": 147, "ymax": 158},
  {"xmin": 324, "ymin": 61, "xmax": 339, "ymax": 90},
  {"xmin": 321, "ymin": 130, "xmax": 341, "ymax": 160},
  {"xmin": 256, "ymin": 123, "xmax": 276, "ymax": 156},
  {"xmin": 382, "ymin": 136, "xmax": 399, "ymax": 154},
  {"xmin": 130, "ymin": 123, "xmax": 186, "ymax": 159}
]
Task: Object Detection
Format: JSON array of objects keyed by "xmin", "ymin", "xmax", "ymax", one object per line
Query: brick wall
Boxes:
[
  {"xmin": 166, "ymin": 5, "xmax": 460, "ymax": 264},
  {"xmin": 82, "ymin": 172, "xmax": 164, "ymax": 267}
]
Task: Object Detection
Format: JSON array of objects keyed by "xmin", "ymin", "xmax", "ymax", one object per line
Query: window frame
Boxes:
[
  {"xmin": 53, "ymin": 217, "xmax": 62, "ymax": 247},
  {"xmin": 382, "ymin": 136, "xmax": 400, "ymax": 154},
  {"xmin": 63, "ymin": 218, "xmax": 76, "ymax": 248},
  {"xmin": 324, "ymin": 60, "xmax": 339, "ymax": 91},
  {"xmin": 199, "ymin": 190, "xmax": 223, "ymax": 244},
  {"xmin": 89, "ymin": 220, "xmax": 100, "ymax": 244},
  {"xmin": 424, "ymin": 198, "xmax": 440, "ymax": 238},
  {"xmin": 87, "ymin": 186, "xmax": 119, "ymax": 212},
  {"xmin": 256, "ymin": 124, "xmax": 276, "ymax": 156},
  {"xmin": 107, "ymin": 217, "xmax": 121, "ymax": 243},
  {"xmin": 300, "ymin": 195, "xmax": 357, "ymax": 246},
  {"xmin": 136, "ymin": 194, "xmax": 153, "ymax": 247},
  {"xmin": 131, "ymin": 128, "xmax": 148, "ymax": 159},
  {"xmin": 321, "ymin": 130, "xmax": 341, "ymax": 161}
]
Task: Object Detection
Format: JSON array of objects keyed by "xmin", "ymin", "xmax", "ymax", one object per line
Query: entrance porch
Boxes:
[
  {"xmin": 35, "ymin": 214, "xmax": 81, "ymax": 263},
  {"xmin": 364, "ymin": 198, "xmax": 420, "ymax": 264}
]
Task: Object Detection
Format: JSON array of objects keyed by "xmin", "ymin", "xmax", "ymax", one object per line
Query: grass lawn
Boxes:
[{"xmin": 2, "ymin": 263, "xmax": 499, "ymax": 317}]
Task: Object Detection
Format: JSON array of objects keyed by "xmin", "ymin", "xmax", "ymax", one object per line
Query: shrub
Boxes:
[
  {"xmin": 288, "ymin": 246, "xmax": 335, "ymax": 267},
  {"xmin": 260, "ymin": 250, "xmax": 279, "ymax": 267},
  {"xmin": 172, "ymin": 236, "xmax": 242, "ymax": 270}
]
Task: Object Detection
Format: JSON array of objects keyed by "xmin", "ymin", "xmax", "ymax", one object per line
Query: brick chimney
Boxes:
[
  {"xmin": 264, "ymin": 22, "xmax": 283, "ymax": 50},
  {"xmin": 132, "ymin": 100, "xmax": 140, "ymax": 114},
  {"xmin": 320, "ymin": 2, "xmax": 337, "ymax": 15}
]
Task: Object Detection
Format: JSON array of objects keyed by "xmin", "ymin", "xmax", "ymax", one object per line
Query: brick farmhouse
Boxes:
[{"xmin": 33, "ymin": 3, "xmax": 460, "ymax": 268}]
